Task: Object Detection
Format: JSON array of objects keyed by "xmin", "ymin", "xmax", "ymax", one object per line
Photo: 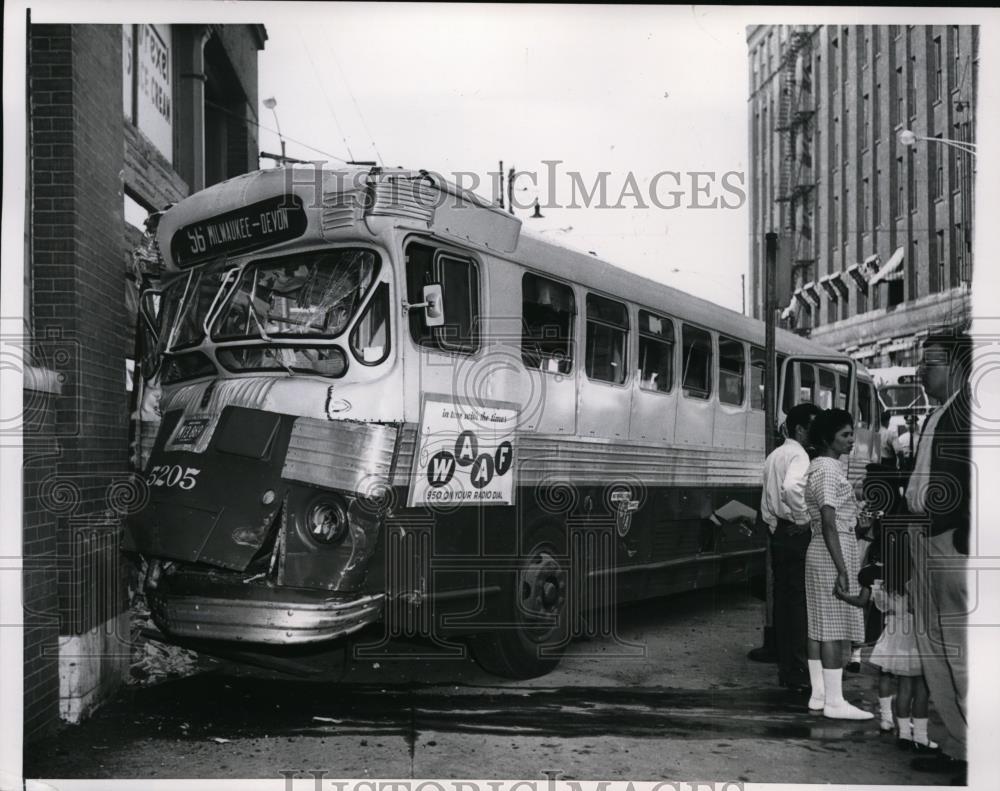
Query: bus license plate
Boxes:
[{"xmin": 174, "ymin": 418, "xmax": 210, "ymax": 445}]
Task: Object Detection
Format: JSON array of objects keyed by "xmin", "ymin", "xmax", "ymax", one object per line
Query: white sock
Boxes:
[
  {"xmin": 912, "ymin": 717, "xmax": 930, "ymax": 745},
  {"xmin": 878, "ymin": 696, "xmax": 894, "ymax": 723},
  {"xmin": 897, "ymin": 716, "xmax": 912, "ymax": 741},
  {"xmin": 808, "ymin": 659, "xmax": 825, "ymax": 696},
  {"xmin": 823, "ymin": 668, "xmax": 844, "ymax": 706},
  {"xmin": 850, "ymin": 647, "xmax": 861, "ymax": 663}
]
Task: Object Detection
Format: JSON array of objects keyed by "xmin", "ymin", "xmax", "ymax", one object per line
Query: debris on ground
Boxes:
[{"xmin": 128, "ymin": 595, "xmax": 200, "ymax": 686}]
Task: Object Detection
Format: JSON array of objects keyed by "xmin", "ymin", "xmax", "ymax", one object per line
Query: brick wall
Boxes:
[
  {"xmin": 27, "ymin": 23, "xmax": 130, "ymax": 739},
  {"xmin": 23, "ymin": 383, "xmax": 62, "ymax": 742}
]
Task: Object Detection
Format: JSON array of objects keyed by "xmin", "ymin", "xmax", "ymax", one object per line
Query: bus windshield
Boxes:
[
  {"xmin": 212, "ymin": 249, "xmax": 379, "ymax": 341},
  {"xmin": 879, "ymin": 384, "xmax": 929, "ymax": 411}
]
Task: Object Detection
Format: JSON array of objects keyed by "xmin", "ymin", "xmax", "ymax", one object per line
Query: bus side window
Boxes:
[
  {"xmin": 521, "ymin": 273, "xmax": 575, "ymax": 374},
  {"xmin": 638, "ymin": 309, "xmax": 674, "ymax": 393},
  {"xmin": 837, "ymin": 373, "xmax": 850, "ymax": 411},
  {"xmin": 857, "ymin": 381, "xmax": 873, "ymax": 430},
  {"xmin": 585, "ymin": 293, "xmax": 629, "ymax": 384},
  {"xmin": 681, "ymin": 324, "xmax": 712, "ymax": 399},
  {"xmin": 718, "ymin": 336, "xmax": 746, "ymax": 406},
  {"xmin": 799, "ymin": 363, "xmax": 816, "ymax": 404},
  {"xmin": 405, "ymin": 242, "xmax": 480, "ymax": 354},
  {"xmin": 818, "ymin": 367, "xmax": 836, "ymax": 409},
  {"xmin": 778, "ymin": 353, "xmax": 792, "ymax": 412},
  {"xmin": 750, "ymin": 346, "xmax": 766, "ymax": 410}
]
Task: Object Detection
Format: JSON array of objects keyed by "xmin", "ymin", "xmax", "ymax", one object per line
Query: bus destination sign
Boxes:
[{"xmin": 170, "ymin": 194, "xmax": 308, "ymax": 267}]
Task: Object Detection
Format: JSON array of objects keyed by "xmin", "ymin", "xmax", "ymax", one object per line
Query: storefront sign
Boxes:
[{"xmin": 132, "ymin": 24, "xmax": 172, "ymax": 160}]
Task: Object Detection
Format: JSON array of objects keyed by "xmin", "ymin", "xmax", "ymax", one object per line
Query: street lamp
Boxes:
[
  {"xmin": 898, "ymin": 128, "xmax": 977, "ymax": 158},
  {"xmin": 263, "ymin": 96, "xmax": 287, "ymax": 164}
]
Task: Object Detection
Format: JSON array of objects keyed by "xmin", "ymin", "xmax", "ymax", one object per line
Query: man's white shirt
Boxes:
[{"xmin": 760, "ymin": 437, "xmax": 811, "ymax": 531}]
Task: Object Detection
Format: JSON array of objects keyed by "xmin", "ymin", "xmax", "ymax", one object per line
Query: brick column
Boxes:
[{"xmin": 28, "ymin": 23, "xmax": 132, "ymax": 729}]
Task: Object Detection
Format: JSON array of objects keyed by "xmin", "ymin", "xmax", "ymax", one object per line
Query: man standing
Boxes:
[
  {"xmin": 761, "ymin": 402, "xmax": 821, "ymax": 693},
  {"xmin": 906, "ymin": 330, "xmax": 972, "ymax": 785}
]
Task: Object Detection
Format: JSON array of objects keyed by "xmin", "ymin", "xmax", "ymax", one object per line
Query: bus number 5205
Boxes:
[{"xmin": 148, "ymin": 464, "xmax": 201, "ymax": 490}]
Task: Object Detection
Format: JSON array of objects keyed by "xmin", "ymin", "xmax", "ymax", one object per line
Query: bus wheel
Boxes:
[{"xmin": 470, "ymin": 527, "xmax": 570, "ymax": 679}]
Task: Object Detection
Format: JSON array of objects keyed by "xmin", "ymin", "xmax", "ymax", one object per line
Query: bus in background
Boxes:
[{"xmin": 869, "ymin": 366, "xmax": 937, "ymax": 435}]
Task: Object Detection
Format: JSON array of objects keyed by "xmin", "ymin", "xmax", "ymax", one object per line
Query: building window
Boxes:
[
  {"xmin": 681, "ymin": 324, "xmax": 713, "ymax": 400},
  {"xmin": 874, "ymin": 168, "xmax": 882, "ymax": 227},
  {"xmin": 874, "ymin": 83, "xmax": 881, "ymax": 134},
  {"xmin": 832, "ymin": 37, "xmax": 839, "ymax": 91},
  {"xmin": 521, "ymin": 273, "xmax": 575, "ymax": 374},
  {"xmin": 950, "ymin": 26, "xmax": 959, "ymax": 90},
  {"xmin": 204, "ymin": 35, "xmax": 253, "ymax": 187},
  {"xmin": 894, "ymin": 66, "xmax": 903, "ymax": 126},
  {"xmin": 718, "ymin": 336, "xmax": 746, "ymax": 406},
  {"xmin": 907, "ymin": 148, "xmax": 916, "ymax": 212},
  {"xmin": 864, "ymin": 30, "xmax": 871, "ymax": 67},
  {"xmin": 933, "ymin": 36, "xmax": 943, "ymax": 102},
  {"xmin": 873, "ymin": 26, "xmax": 881, "ymax": 56},
  {"xmin": 585, "ymin": 293, "xmax": 628, "ymax": 384},
  {"xmin": 932, "ymin": 135, "xmax": 943, "ymax": 199},
  {"xmin": 406, "ymin": 242, "xmax": 480, "ymax": 354},
  {"xmin": 936, "ymin": 230, "xmax": 946, "ymax": 292},
  {"xmin": 843, "ymin": 187, "xmax": 849, "ymax": 246},
  {"xmin": 638, "ymin": 310, "xmax": 675, "ymax": 393},
  {"xmin": 956, "ymin": 222, "xmax": 965, "ymax": 282},
  {"xmin": 832, "ymin": 195, "xmax": 839, "ymax": 244},
  {"xmin": 895, "ymin": 156, "xmax": 904, "ymax": 218},
  {"xmin": 862, "ymin": 178, "xmax": 870, "ymax": 232}
]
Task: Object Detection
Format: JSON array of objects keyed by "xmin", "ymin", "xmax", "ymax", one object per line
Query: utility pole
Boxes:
[
  {"xmin": 764, "ymin": 232, "xmax": 778, "ymax": 456},
  {"xmin": 498, "ymin": 160, "xmax": 504, "ymax": 209},
  {"xmin": 741, "ymin": 274, "xmax": 746, "ymax": 316}
]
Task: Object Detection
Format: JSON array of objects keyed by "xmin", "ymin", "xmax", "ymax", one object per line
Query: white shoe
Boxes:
[
  {"xmin": 824, "ymin": 701, "xmax": 875, "ymax": 720},
  {"xmin": 808, "ymin": 695, "xmax": 825, "ymax": 711},
  {"xmin": 879, "ymin": 719, "xmax": 895, "ymax": 732}
]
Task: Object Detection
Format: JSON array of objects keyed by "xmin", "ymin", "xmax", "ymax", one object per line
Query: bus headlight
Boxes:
[{"xmin": 305, "ymin": 495, "xmax": 348, "ymax": 544}]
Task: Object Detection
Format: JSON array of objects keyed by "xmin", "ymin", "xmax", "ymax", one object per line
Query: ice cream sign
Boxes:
[{"xmin": 407, "ymin": 396, "xmax": 517, "ymax": 507}]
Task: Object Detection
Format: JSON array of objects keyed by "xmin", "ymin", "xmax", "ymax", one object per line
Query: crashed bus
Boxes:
[{"xmin": 126, "ymin": 165, "xmax": 880, "ymax": 678}]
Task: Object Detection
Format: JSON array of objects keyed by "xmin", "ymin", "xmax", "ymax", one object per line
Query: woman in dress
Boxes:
[{"xmin": 803, "ymin": 408, "xmax": 874, "ymax": 720}]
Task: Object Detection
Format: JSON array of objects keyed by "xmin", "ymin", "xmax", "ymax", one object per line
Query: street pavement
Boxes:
[{"xmin": 24, "ymin": 584, "xmax": 952, "ymax": 784}]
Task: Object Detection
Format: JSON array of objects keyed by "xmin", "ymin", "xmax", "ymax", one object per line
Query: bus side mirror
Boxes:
[{"xmin": 420, "ymin": 283, "xmax": 445, "ymax": 327}]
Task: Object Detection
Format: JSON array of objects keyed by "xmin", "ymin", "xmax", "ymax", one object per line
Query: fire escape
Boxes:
[{"xmin": 774, "ymin": 26, "xmax": 818, "ymax": 335}]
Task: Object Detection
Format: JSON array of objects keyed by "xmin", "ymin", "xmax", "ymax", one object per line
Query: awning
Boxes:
[
  {"xmin": 780, "ymin": 295, "xmax": 798, "ymax": 321},
  {"xmin": 868, "ymin": 246, "xmax": 905, "ymax": 285},
  {"xmin": 820, "ymin": 273, "xmax": 840, "ymax": 301}
]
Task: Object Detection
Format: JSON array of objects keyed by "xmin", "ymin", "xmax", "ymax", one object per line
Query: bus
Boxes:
[
  {"xmin": 869, "ymin": 366, "xmax": 936, "ymax": 425},
  {"xmin": 126, "ymin": 165, "xmax": 880, "ymax": 678}
]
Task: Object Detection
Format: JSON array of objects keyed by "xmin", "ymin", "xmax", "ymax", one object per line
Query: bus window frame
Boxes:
[
  {"xmin": 636, "ymin": 307, "xmax": 676, "ymax": 395},
  {"xmin": 717, "ymin": 334, "xmax": 748, "ymax": 408},
  {"xmin": 680, "ymin": 322, "xmax": 714, "ymax": 401},
  {"xmin": 520, "ymin": 270, "xmax": 577, "ymax": 376},
  {"xmin": 404, "ymin": 237, "xmax": 482, "ymax": 357},
  {"xmin": 584, "ymin": 291, "xmax": 630, "ymax": 387}
]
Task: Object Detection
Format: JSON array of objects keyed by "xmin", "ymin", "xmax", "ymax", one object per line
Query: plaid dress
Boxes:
[{"xmin": 805, "ymin": 456, "xmax": 864, "ymax": 642}]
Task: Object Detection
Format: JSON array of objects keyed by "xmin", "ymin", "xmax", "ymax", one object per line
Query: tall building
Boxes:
[
  {"xmin": 23, "ymin": 22, "xmax": 266, "ymax": 741},
  {"xmin": 747, "ymin": 25, "xmax": 977, "ymax": 367}
]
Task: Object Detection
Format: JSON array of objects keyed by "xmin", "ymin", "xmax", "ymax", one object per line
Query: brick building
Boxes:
[
  {"xmin": 23, "ymin": 22, "xmax": 266, "ymax": 741},
  {"xmin": 747, "ymin": 25, "xmax": 977, "ymax": 367}
]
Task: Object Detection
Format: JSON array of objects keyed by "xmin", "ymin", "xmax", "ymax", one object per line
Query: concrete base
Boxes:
[{"xmin": 58, "ymin": 611, "xmax": 130, "ymax": 724}]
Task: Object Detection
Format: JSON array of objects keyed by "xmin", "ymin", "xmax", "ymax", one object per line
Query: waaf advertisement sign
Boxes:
[{"xmin": 407, "ymin": 395, "xmax": 517, "ymax": 507}]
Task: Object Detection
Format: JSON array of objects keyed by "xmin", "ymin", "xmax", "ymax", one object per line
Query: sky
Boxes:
[{"xmin": 255, "ymin": 4, "xmax": 752, "ymax": 311}]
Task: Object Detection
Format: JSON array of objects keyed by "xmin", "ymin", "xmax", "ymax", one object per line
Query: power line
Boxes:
[
  {"xmin": 297, "ymin": 26, "xmax": 357, "ymax": 162},
  {"xmin": 321, "ymin": 24, "xmax": 385, "ymax": 167},
  {"xmin": 204, "ymin": 98, "xmax": 349, "ymax": 164}
]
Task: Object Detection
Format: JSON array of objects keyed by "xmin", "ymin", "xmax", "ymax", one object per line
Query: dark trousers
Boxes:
[{"xmin": 771, "ymin": 520, "xmax": 811, "ymax": 685}]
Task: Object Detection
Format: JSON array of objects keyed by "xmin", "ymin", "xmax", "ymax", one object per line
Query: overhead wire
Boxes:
[
  {"xmin": 204, "ymin": 98, "xmax": 349, "ymax": 163},
  {"xmin": 297, "ymin": 26, "xmax": 357, "ymax": 162},
  {"xmin": 321, "ymin": 24, "xmax": 385, "ymax": 167}
]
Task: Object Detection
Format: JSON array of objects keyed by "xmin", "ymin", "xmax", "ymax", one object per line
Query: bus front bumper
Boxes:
[{"xmin": 148, "ymin": 590, "xmax": 385, "ymax": 645}]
